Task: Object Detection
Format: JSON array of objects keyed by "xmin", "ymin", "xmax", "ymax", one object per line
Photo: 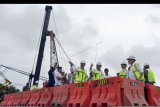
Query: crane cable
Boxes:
[
  {"xmin": 31, "ymin": 12, "xmax": 45, "ymax": 74},
  {"xmin": 51, "ymin": 9, "xmax": 72, "ymax": 66},
  {"xmin": 54, "ymin": 37, "xmax": 72, "ymax": 62},
  {"xmin": 51, "ymin": 7, "xmax": 102, "ymax": 69},
  {"xmin": 92, "ymin": 41, "xmax": 101, "ymax": 64},
  {"xmin": 51, "ymin": 9, "xmax": 64, "ymax": 68}
]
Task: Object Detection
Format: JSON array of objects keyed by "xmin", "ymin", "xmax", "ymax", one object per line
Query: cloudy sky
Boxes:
[{"xmin": 0, "ymin": 4, "xmax": 160, "ymax": 90}]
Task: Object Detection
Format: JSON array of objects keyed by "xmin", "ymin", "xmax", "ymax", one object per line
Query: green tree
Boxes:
[{"xmin": 0, "ymin": 83, "xmax": 20, "ymax": 102}]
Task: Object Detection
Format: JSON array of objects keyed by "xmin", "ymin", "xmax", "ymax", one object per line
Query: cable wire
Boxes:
[{"xmin": 31, "ymin": 12, "xmax": 46, "ymax": 73}]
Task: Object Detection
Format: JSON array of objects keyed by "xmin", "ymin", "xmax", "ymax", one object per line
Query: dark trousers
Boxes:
[
  {"xmin": 144, "ymin": 86, "xmax": 148, "ymax": 101},
  {"xmin": 46, "ymin": 81, "xmax": 54, "ymax": 87}
]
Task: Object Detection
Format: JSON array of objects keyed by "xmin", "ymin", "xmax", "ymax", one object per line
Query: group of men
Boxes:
[
  {"xmin": 119, "ymin": 56, "xmax": 156, "ymax": 85},
  {"xmin": 67, "ymin": 55, "xmax": 156, "ymax": 85},
  {"xmin": 68, "ymin": 60, "xmax": 111, "ymax": 83},
  {"xmin": 22, "ymin": 55, "xmax": 156, "ymax": 91}
]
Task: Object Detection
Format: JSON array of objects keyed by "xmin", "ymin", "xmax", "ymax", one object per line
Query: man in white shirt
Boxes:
[
  {"xmin": 126, "ymin": 56, "xmax": 144, "ymax": 81},
  {"xmin": 54, "ymin": 66, "xmax": 66, "ymax": 86},
  {"xmin": 104, "ymin": 68, "xmax": 111, "ymax": 78},
  {"xmin": 68, "ymin": 72, "xmax": 74, "ymax": 83}
]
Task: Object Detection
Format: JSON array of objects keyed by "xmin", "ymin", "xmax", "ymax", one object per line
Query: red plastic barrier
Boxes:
[
  {"xmin": 67, "ymin": 82, "xmax": 91, "ymax": 107},
  {"xmin": 6, "ymin": 93, "xmax": 16, "ymax": 106},
  {"xmin": 19, "ymin": 90, "xmax": 32, "ymax": 106},
  {"xmin": 146, "ymin": 84, "xmax": 160, "ymax": 106},
  {"xmin": 52, "ymin": 85, "xmax": 70, "ymax": 106},
  {"xmin": 27, "ymin": 89, "xmax": 41, "ymax": 106},
  {"xmin": 156, "ymin": 86, "xmax": 160, "ymax": 103},
  {"xmin": 12, "ymin": 92, "xmax": 23, "ymax": 106},
  {"xmin": 51, "ymin": 86, "xmax": 61, "ymax": 106},
  {"xmin": 1, "ymin": 94, "xmax": 10, "ymax": 106},
  {"xmin": 121, "ymin": 78, "xmax": 148, "ymax": 106},
  {"xmin": 89, "ymin": 77, "xmax": 122, "ymax": 107},
  {"xmin": 37, "ymin": 87, "xmax": 53, "ymax": 106}
]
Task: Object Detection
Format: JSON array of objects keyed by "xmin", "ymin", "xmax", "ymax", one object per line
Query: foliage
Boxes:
[{"xmin": 0, "ymin": 83, "xmax": 20, "ymax": 102}]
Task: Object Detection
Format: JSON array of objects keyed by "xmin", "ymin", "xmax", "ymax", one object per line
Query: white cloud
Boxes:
[{"xmin": 0, "ymin": 4, "xmax": 160, "ymax": 90}]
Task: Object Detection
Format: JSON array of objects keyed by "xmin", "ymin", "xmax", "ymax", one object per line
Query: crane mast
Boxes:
[
  {"xmin": 33, "ymin": 6, "xmax": 52, "ymax": 85},
  {"xmin": 32, "ymin": 6, "xmax": 59, "ymax": 88}
]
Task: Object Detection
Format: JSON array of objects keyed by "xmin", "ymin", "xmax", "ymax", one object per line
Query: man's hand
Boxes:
[
  {"xmin": 69, "ymin": 61, "xmax": 74, "ymax": 66},
  {"xmin": 54, "ymin": 62, "xmax": 58, "ymax": 67},
  {"xmin": 138, "ymin": 72, "xmax": 144, "ymax": 81},
  {"xmin": 64, "ymin": 73, "xmax": 67, "ymax": 77},
  {"xmin": 91, "ymin": 63, "xmax": 93, "ymax": 67},
  {"xmin": 90, "ymin": 63, "xmax": 93, "ymax": 69},
  {"xmin": 90, "ymin": 72, "xmax": 93, "ymax": 77}
]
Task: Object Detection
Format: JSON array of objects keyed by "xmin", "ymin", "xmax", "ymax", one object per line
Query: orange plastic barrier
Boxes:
[
  {"xmin": 89, "ymin": 77, "xmax": 122, "ymax": 107},
  {"xmin": 19, "ymin": 90, "xmax": 32, "ymax": 106},
  {"xmin": 37, "ymin": 87, "xmax": 53, "ymax": 106},
  {"xmin": 12, "ymin": 92, "xmax": 23, "ymax": 106},
  {"xmin": 52, "ymin": 85, "xmax": 70, "ymax": 106},
  {"xmin": 27, "ymin": 89, "xmax": 41, "ymax": 106},
  {"xmin": 156, "ymin": 86, "xmax": 160, "ymax": 103},
  {"xmin": 121, "ymin": 78, "xmax": 148, "ymax": 106},
  {"xmin": 1, "ymin": 94, "xmax": 10, "ymax": 106},
  {"xmin": 146, "ymin": 84, "xmax": 160, "ymax": 106},
  {"xmin": 6, "ymin": 93, "xmax": 16, "ymax": 106},
  {"xmin": 51, "ymin": 86, "xmax": 61, "ymax": 106},
  {"xmin": 67, "ymin": 82, "xmax": 91, "ymax": 107}
]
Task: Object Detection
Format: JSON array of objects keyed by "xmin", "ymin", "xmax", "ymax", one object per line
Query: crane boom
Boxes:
[
  {"xmin": 49, "ymin": 31, "xmax": 59, "ymax": 67},
  {"xmin": 0, "ymin": 64, "xmax": 48, "ymax": 80}
]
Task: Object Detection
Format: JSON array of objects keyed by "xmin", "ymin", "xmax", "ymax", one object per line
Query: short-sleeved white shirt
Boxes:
[
  {"xmin": 54, "ymin": 69, "xmax": 63, "ymax": 86},
  {"xmin": 126, "ymin": 62, "xmax": 143, "ymax": 80},
  {"xmin": 104, "ymin": 74, "xmax": 112, "ymax": 78}
]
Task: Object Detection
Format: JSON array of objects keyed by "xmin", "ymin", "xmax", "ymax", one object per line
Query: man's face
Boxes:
[
  {"xmin": 104, "ymin": 70, "xmax": 108, "ymax": 75},
  {"xmin": 96, "ymin": 65, "xmax": 102, "ymax": 70},
  {"xmin": 121, "ymin": 64, "xmax": 127, "ymax": 69},
  {"xmin": 58, "ymin": 68, "xmax": 62, "ymax": 72},
  {"xmin": 117, "ymin": 73, "xmax": 120, "ymax": 76},
  {"xmin": 80, "ymin": 63, "xmax": 86, "ymax": 68},
  {"xmin": 144, "ymin": 65, "xmax": 149, "ymax": 69},
  {"xmin": 128, "ymin": 59, "xmax": 134, "ymax": 64}
]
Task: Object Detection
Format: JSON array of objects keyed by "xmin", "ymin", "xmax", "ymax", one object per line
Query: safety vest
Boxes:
[
  {"xmin": 32, "ymin": 85, "xmax": 38, "ymax": 90},
  {"xmin": 120, "ymin": 68, "xmax": 127, "ymax": 78},
  {"xmin": 75, "ymin": 67, "xmax": 87, "ymax": 83},
  {"xmin": 92, "ymin": 69, "xmax": 105, "ymax": 80},
  {"xmin": 146, "ymin": 68, "xmax": 155, "ymax": 83},
  {"xmin": 131, "ymin": 63, "xmax": 144, "ymax": 81}
]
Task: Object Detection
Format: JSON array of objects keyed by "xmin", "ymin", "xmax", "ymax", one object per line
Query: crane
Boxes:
[
  {"xmin": 0, "ymin": 6, "xmax": 61, "ymax": 89},
  {"xmin": 0, "ymin": 6, "xmax": 59, "ymax": 89},
  {"xmin": 0, "ymin": 64, "xmax": 48, "ymax": 80},
  {"xmin": 0, "ymin": 64, "xmax": 48, "ymax": 90},
  {"xmin": 0, "ymin": 65, "xmax": 11, "ymax": 91},
  {"xmin": 32, "ymin": 5, "xmax": 59, "ymax": 88}
]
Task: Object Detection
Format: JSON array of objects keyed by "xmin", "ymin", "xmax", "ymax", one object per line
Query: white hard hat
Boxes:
[
  {"xmin": 96, "ymin": 61, "xmax": 102, "ymax": 65},
  {"xmin": 80, "ymin": 60, "xmax": 86, "ymax": 64},
  {"xmin": 121, "ymin": 62, "xmax": 127, "ymax": 65},
  {"xmin": 127, "ymin": 56, "xmax": 136, "ymax": 60},
  {"xmin": 35, "ymin": 81, "xmax": 39, "ymax": 84},
  {"xmin": 144, "ymin": 63, "xmax": 149, "ymax": 67}
]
